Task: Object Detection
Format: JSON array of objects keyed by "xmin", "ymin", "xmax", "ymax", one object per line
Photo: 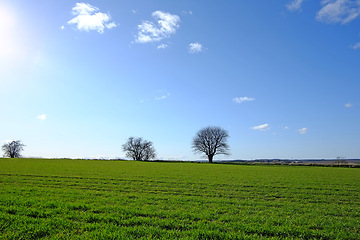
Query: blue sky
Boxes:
[{"xmin": 1, "ymin": 0, "xmax": 359, "ymax": 160}]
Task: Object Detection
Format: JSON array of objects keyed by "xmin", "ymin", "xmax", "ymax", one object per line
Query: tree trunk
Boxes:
[{"xmin": 208, "ymin": 154, "xmax": 214, "ymax": 163}]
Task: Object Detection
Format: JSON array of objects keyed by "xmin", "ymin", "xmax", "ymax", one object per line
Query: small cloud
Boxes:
[
  {"xmin": 252, "ymin": 123, "xmax": 270, "ymax": 131},
  {"xmin": 345, "ymin": 103, "xmax": 353, "ymax": 108},
  {"xmin": 157, "ymin": 43, "xmax": 168, "ymax": 49},
  {"xmin": 188, "ymin": 42, "xmax": 203, "ymax": 53},
  {"xmin": 135, "ymin": 11, "xmax": 180, "ymax": 43},
  {"xmin": 316, "ymin": 0, "xmax": 360, "ymax": 24},
  {"xmin": 233, "ymin": 96, "xmax": 255, "ymax": 104},
  {"xmin": 60, "ymin": 25, "xmax": 65, "ymax": 30},
  {"xmin": 182, "ymin": 10, "xmax": 193, "ymax": 15},
  {"xmin": 352, "ymin": 42, "xmax": 360, "ymax": 50},
  {"xmin": 37, "ymin": 114, "xmax": 46, "ymax": 120},
  {"xmin": 68, "ymin": 3, "xmax": 117, "ymax": 33},
  {"xmin": 131, "ymin": 10, "xmax": 137, "ymax": 14},
  {"xmin": 297, "ymin": 127, "xmax": 308, "ymax": 134},
  {"xmin": 105, "ymin": 22, "xmax": 117, "ymax": 29},
  {"xmin": 286, "ymin": 0, "xmax": 304, "ymax": 11},
  {"xmin": 156, "ymin": 92, "xmax": 170, "ymax": 100},
  {"xmin": 284, "ymin": 126, "xmax": 289, "ymax": 130}
]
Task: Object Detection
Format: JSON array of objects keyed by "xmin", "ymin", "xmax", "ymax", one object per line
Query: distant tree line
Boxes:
[{"xmin": 2, "ymin": 126, "xmax": 231, "ymax": 163}]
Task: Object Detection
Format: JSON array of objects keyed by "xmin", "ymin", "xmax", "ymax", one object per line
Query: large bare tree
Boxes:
[
  {"xmin": 192, "ymin": 126, "xmax": 230, "ymax": 163},
  {"xmin": 122, "ymin": 137, "xmax": 156, "ymax": 161},
  {"xmin": 2, "ymin": 140, "xmax": 26, "ymax": 158}
]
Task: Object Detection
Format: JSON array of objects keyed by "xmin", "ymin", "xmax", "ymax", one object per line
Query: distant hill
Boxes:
[{"xmin": 221, "ymin": 159, "xmax": 360, "ymax": 166}]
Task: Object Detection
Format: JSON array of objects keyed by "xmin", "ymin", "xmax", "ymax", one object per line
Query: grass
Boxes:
[{"xmin": 0, "ymin": 158, "xmax": 359, "ymax": 239}]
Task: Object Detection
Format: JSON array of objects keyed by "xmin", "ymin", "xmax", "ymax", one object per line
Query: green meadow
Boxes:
[{"xmin": 0, "ymin": 159, "xmax": 359, "ymax": 239}]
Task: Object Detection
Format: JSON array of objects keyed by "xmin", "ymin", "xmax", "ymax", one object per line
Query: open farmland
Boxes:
[{"xmin": 0, "ymin": 159, "xmax": 359, "ymax": 239}]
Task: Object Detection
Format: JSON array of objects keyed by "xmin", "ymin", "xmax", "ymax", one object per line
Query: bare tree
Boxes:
[
  {"xmin": 2, "ymin": 140, "xmax": 26, "ymax": 158},
  {"xmin": 122, "ymin": 137, "xmax": 156, "ymax": 161},
  {"xmin": 192, "ymin": 126, "xmax": 230, "ymax": 163}
]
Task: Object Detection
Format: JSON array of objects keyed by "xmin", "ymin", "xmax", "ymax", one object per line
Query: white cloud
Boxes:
[
  {"xmin": 37, "ymin": 114, "xmax": 46, "ymax": 120},
  {"xmin": 297, "ymin": 127, "xmax": 308, "ymax": 134},
  {"xmin": 156, "ymin": 92, "xmax": 170, "ymax": 100},
  {"xmin": 188, "ymin": 42, "xmax": 203, "ymax": 53},
  {"xmin": 105, "ymin": 22, "xmax": 117, "ymax": 29},
  {"xmin": 157, "ymin": 44, "xmax": 168, "ymax": 49},
  {"xmin": 316, "ymin": 0, "xmax": 360, "ymax": 24},
  {"xmin": 286, "ymin": 0, "xmax": 304, "ymax": 11},
  {"xmin": 252, "ymin": 123, "xmax": 270, "ymax": 131},
  {"xmin": 233, "ymin": 97, "xmax": 255, "ymax": 104},
  {"xmin": 345, "ymin": 103, "xmax": 353, "ymax": 108},
  {"xmin": 156, "ymin": 95, "xmax": 168, "ymax": 100},
  {"xmin": 182, "ymin": 10, "xmax": 193, "ymax": 15},
  {"xmin": 68, "ymin": 3, "xmax": 116, "ymax": 33},
  {"xmin": 135, "ymin": 11, "xmax": 180, "ymax": 43},
  {"xmin": 352, "ymin": 42, "xmax": 360, "ymax": 49},
  {"xmin": 60, "ymin": 25, "xmax": 65, "ymax": 30}
]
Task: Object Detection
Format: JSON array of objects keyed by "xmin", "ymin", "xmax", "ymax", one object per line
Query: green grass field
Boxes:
[{"xmin": 0, "ymin": 158, "xmax": 359, "ymax": 239}]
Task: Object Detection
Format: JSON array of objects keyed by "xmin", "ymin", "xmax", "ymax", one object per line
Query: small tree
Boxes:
[
  {"xmin": 2, "ymin": 140, "xmax": 26, "ymax": 158},
  {"xmin": 122, "ymin": 137, "xmax": 156, "ymax": 161},
  {"xmin": 192, "ymin": 126, "xmax": 230, "ymax": 163},
  {"xmin": 335, "ymin": 156, "xmax": 348, "ymax": 165}
]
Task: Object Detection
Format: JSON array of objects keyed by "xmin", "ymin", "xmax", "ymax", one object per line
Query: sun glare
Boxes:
[
  {"xmin": 0, "ymin": 5, "xmax": 16, "ymax": 28},
  {"xmin": 0, "ymin": 5, "xmax": 21, "ymax": 59}
]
